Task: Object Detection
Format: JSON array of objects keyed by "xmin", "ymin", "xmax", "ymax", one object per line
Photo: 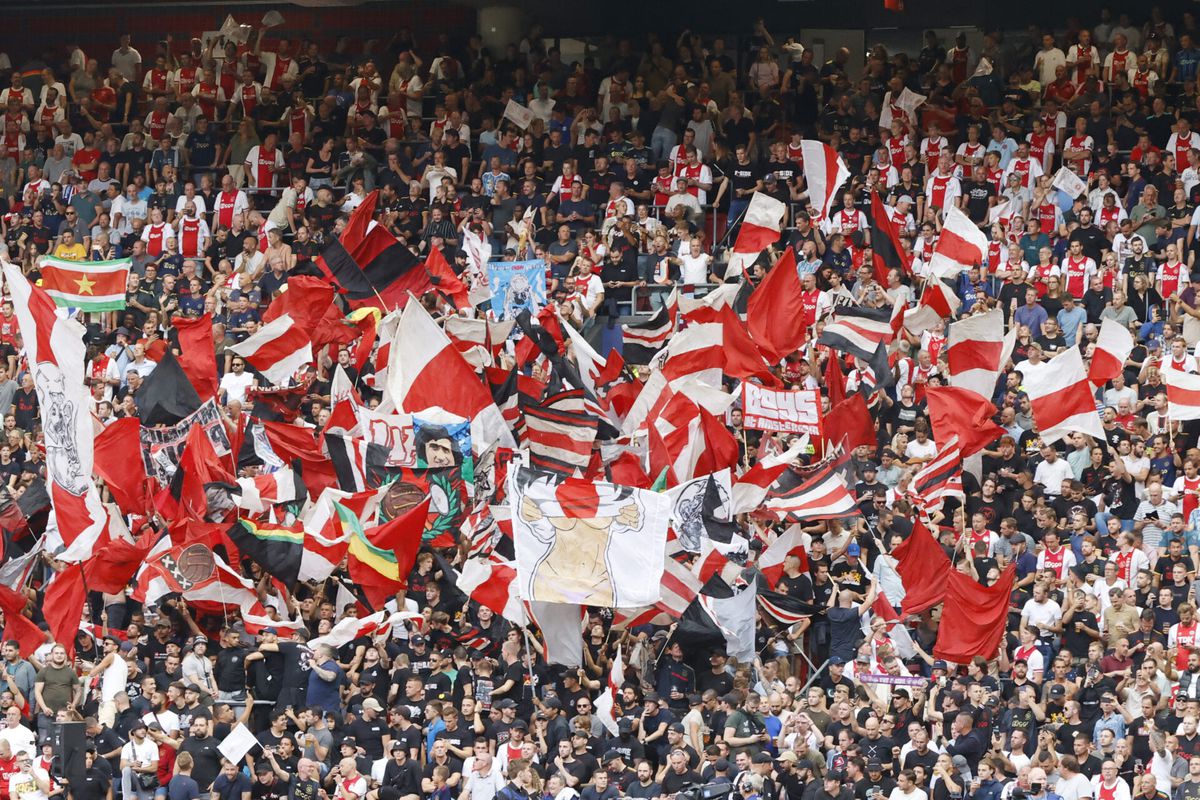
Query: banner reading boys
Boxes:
[{"xmin": 741, "ymin": 384, "xmax": 824, "ymax": 435}]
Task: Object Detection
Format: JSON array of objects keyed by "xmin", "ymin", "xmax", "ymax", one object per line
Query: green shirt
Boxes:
[{"xmin": 36, "ymin": 663, "xmax": 77, "ymax": 712}]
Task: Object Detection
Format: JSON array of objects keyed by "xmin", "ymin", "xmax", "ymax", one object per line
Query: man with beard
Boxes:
[{"xmin": 179, "ymin": 716, "xmax": 223, "ymax": 791}]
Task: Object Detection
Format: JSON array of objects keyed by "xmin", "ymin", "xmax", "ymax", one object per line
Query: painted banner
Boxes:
[
  {"xmin": 141, "ymin": 399, "xmax": 232, "ymax": 484},
  {"xmin": 742, "ymin": 384, "xmax": 824, "ymax": 435},
  {"xmin": 489, "ymin": 259, "xmax": 547, "ymax": 321},
  {"xmin": 509, "ymin": 467, "xmax": 670, "ymax": 607}
]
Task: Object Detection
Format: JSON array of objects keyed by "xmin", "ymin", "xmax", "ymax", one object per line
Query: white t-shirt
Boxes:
[
  {"xmin": 8, "ymin": 766, "xmax": 49, "ymax": 800},
  {"xmin": 888, "ymin": 788, "xmax": 928, "ymax": 800},
  {"xmin": 904, "ymin": 438, "xmax": 938, "ymax": 462},
  {"xmin": 679, "ymin": 253, "xmax": 711, "ymax": 284},
  {"xmin": 220, "ymin": 371, "xmax": 256, "ymax": 405},
  {"xmin": 0, "ymin": 726, "xmax": 35, "ymax": 757},
  {"xmin": 1055, "ymin": 772, "xmax": 1093, "ymax": 800}
]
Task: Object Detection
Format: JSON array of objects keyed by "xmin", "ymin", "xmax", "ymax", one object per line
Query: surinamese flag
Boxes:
[{"xmin": 39, "ymin": 256, "xmax": 131, "ymax": 311}]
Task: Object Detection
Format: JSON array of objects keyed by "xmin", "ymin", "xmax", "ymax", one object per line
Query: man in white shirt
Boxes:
[
  {"xmin": 1020, "ymin": 582, "xmax": 1063, "ymax": 640},
  {"xmin": 887, "ymin": 771, "xmax": 928, "ymax": 800},
  {"xmin": 0, "ymin": 707, "xmax": 34, "ymax": 758},
  {"xmin": 219, "ymin": 357, "xmax": 256, "ymax": 406},
  {"xmin": 1034, "ymin": 446, "xmax": 1073, "ymax": 496}
]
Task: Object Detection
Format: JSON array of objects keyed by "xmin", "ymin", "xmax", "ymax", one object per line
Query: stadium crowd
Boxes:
[{"xmin": 7, "ymin": 11, "xmax": 1200, "ymax": 800}]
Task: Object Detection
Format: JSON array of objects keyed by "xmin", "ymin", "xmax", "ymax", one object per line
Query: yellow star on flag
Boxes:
[{"xmin": 75, "ymin": 274, "xmax": 95, "ymax": 294}]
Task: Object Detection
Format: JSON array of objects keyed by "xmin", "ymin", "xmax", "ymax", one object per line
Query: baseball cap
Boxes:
[
  {"xmin": 829, "ymin": 656, "xmax": 847, "ymax": 665},
  {"xmin": 668, "ymin": 723, "xmax": 685, "ymax": 733},
  {"xmin": 1049, "ymin": 684, "xmax": 1067, "ymax": 697},
  {"xmin": 494, "ymin": 699, "xmax": 516, "ymax": 710},
  {"xmin": 931, "ymin": 660, "xmax": 948, "ymax": 671},
  {"xmin": 603, "ymin": 750, "xmax": 622, "ymax": 763},
  {"xmin": 846, "ymin": 542, "xmax": 861, "ymax": 557},
  {"xmin": 362, "ymin": 698, "xmax": 384, "ymax": 713},
  {"xmin": 751, "ymin": 752, "xmax": 773, "ymax": 765},
  {"xmin": 867, "ymin": 759, "xmax": 883, "ymax": 771}
]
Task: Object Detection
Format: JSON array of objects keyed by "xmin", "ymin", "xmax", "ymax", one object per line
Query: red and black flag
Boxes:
[
  {"xmin": 869, "ymin": 192, "xmax": 912, "ymax": 285},
  {"xmin": 316, "ymin": 191, "xmax": 426, "ymax": 309}
]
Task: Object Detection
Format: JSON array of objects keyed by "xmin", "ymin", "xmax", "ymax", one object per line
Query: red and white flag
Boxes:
[
  {"xmin": 594, "ymin": 645, "xmax": 625, "ymax": 736},
  {"xmin": 801, "ymin": 140, "xmax": 851, "ymax": 219},
  {"xmin": 456, "ymin": 555, "xmax": 527, "ymax": 624},
  {"xmin": 764, "ymin": 465, "xmax": 858, "ymax": 522},
  {"xmin": 728, "ymin": 192, "xmax": 786, "ymax": 276},
  {"xmin": 905, "ymin": 280, "xmax": 963, "ymax": 334},
  {"xmin": 926, "ymin": 205, "xmax": 989, "ymax": 278},
  {"xmin": 731, "ymin": 438, "xmax": 806, "ymax": 514},
  {"xmin": 385, "ymin": 299, "xmax": 514, "ymax": 450},
  {"xmin": 1089, "ymin": 317, "xmax": 1134, "ymax": 385},
  {"xmin": 757, "ymin": 526, "xmax": 809, "ymax": 589},
  {"xmin": 230, "ymin": 313, "xmax": 312, "ymax": 385},
  {"xmin": 234, "ymin": 468, "xmax": 301, "ymax": 515},
  {"xmin": 307, "ymin": 609, "xmax": 422, "ymax": 650},
  {"xmin": 948, "ymin": 309, "xmax": 1017, "ymax": 400},
  {"xmin": 1020, "ymin": 346, "xmax": 1105, "ymax": 444},
  {"xmin": 910, "ymin": 435, "xmax": 964, "ymax": 515},
  {"xmin": 1164, "ymin": 362, "xmax": 1200, "ymax": 421},
  {"xmin": 3, "ymin": 264, "xmax": 106, "ymax": 561},
  {"xmin": 611, "ymin": 556, "xmax": 702, "ymax": 630}
]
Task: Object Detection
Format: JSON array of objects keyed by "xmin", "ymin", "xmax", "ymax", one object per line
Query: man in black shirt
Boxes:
[
  {"xmin": 379, "ymin": 742, "xmax": 423, "ymax": 800},
  {"xmin": 348, "ymin": 697, "xmax": 390, "ymax": 760},
  {"xmin": 1068, "ymin": 207, "xmax": 1107, "ymax": 262},
  {"xmin": 180, "ymin": 716, "xmax": 224, "ymax": 791},
  {"xmin": 961, "ymin": 165, "xmax": 997, "ymax": 224},
  {"xmin": 214, "ymin": 628, "xmax": 249, "ymax": 701}
]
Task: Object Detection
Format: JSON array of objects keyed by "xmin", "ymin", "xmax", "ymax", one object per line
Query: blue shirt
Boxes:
[
  {"xmin": 1013, "ymin": 303, "xmax": 1048, "ymax": 333},
  {"xmin": 1179, "ymin": 48, "xmax": 1200, "ymax": 82},
  {"xmin": 986, "ymin": 138, "xmax": 1019, "ymax": 168},
  {"xmin": 305, "ymin": 657, "xmax": 346, "ymax": 713},
  {"xmin": 1057, "ymin": 305, "xmax": 1087, "ymax": 345},
  {"xmin": 1092, "ymin": 712, "xmax": 1126, "ymax": 744}
]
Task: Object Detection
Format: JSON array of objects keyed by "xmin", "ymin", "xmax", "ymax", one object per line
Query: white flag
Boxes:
[
  {"xmin": 503, "ymin": 99, "xmax": 536, "ymax": 130},
  {"xmin": 1052, "ymin": 167, "xmax": 1087, "ymax": 199},
  {"xmin": 218, "ymin": 724, "xmax": 261, "ymax": 763}
]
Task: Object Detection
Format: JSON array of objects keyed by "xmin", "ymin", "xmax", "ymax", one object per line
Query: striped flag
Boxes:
[
  {"xmin": 230, "ymin": 313, "xmax": 313, "ymax": 386},
  {"xmin": 757, "ymin": 526, "xmax": 809, "ymax": 589},
  {"xmin": 594, "ymin": 645, "xmax": 624, "ymax": 735},
  {"xmin": 758, "ymin": 589, "xmax": 818, "ymax": 625},
  {"xmin": 728, "ymin": 193, "xmax": 786, "ymax": 276},
  {"xmin": 763, "ymin": 462, "xmax": 859, "ymax": 522},
  {"xmin": 948, "ymin": 309, "xmax": 1016, "ymax": 400},
  {"xmin": 800, "ymin": 141, "xmax": 851, "ymax": 219},
  {"xmin": 926, "ymin": 205, "xmax": 989, "ymax": 278},
  {"xmin": 622, "ymin": 290, "xmax": 678, "ymax": 365},
  {"xmin": 1164, "ymin": 362, "xmax": 1200, "ymax": 421},
  {"xmin": 1089, "ymin": 317, "xmax": 1134, "ymax": 385},
  {"xmin": 910, "ymin": 435, "xmax": 964, "ymax": 515},
  {"xmin": 612, "ymin": 556, "xmax": 702, "ymax": 629},
  {"xmin": 456, "ymin": 555, "xmax": 527, "ymax": 624},
  {"xmin": 234, "ymin": 467, "xmax": 303, "ymax": 515},
  {"xmin": 730, "ymin": 438, "xmax": 807, "ymax": 514},
  {"xmin": 39, "ymin": 256, "xmax": 130, "ymax": 311},
  {"xmin": 817, "ymin": 306, "xmax": 896, "ymax": 362},
  {"xmin": 1020, "ymin": 347, "xmax": 1105, "ymax": 445},
  {"xmin": 307, "ymin": 609, "xmax": 422, "ymax": 650},
  {"xmin": 522, "ymin": 390, "xmax": 600, "ymax": 476}
]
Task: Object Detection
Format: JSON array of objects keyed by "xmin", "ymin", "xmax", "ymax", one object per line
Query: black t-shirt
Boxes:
[
  {"xmin": 251, "ymin": 778, "xmax": 287, "ymax": 800},
  {"xmin": 961, "ymin": 180, "xmax": 996, "ymax": 223},
  {"xmin": 660, "ymin": 769, "xmax": 702, "ymax": 796},
  {"xmin": 349, "ymin": 716, "xmax": 390, "ymax": 760},
  {"xmin": 181, "ymin": 735, "xmax": 224, "ymax": 790}
]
